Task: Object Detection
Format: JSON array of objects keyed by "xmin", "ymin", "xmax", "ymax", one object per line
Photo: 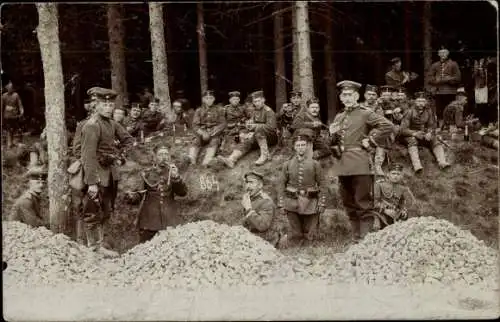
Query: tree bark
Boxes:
[
  {"xmin": 324, "ymin": 5, "xmax": 337, "ymax": 122},
  {"xmin": 274, "ymin": 1, "xmax": 287, "ymax": 114},
  {"xmin": 295, "ymin": 1, "xmax": 314, "ymax": 102},
  {"xmin": 423, "ymin": 1, "xmax": 433, "ymax": 89},
  {"xmin": 197, "ymin": 2, "xmax": 208, "ymax": 96},
  {"xmin": 36, "ymin": 3, "xmax": 70, "ymax": 234},
  {"xmin": 292, "ymin": 3, "xmax": 300, "ymax": 93},
  {"xmin": 107, "ymin": 4, "xmax": 128, "ymax": 108},
  {"xmin": 149, "ymin": 2, "xmax": 171, "ymax": 115}
]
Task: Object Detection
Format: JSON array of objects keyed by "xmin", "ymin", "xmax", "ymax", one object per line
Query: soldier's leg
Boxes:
[
  {"xmin": 71, "ymin": 188, "xmax": 86, "ymax": 245},
  {"xmin": 373, "ymin": 147, "xmax": 386, "ymax": 176},
  {"xmin": 406, "ymin": 137, "xmax": 423, "ymax": 173},
  {"xmin": 254, "ymin": 129, "xmax": 273, "ymax": 166},
  {"xmin": 285, "ymin": 210, "xmax": 304, "ymax": 247},
  {"xmin": 351, "ymin": 175, "xmax": 376, "ymax": 239},
  {"xmin": 188, "ymin": 135, "xmax": 202, "ymax": 165},
  {"xmin": 301, "ymin": 213, "xmax": 320, "ymax": 241},
  {"xmin": 201, "ymin": 135, "xmax": 221, "ymax": 166},
  {"xmin": 81, "ymin": 194, "xmax": 102, "ymax": 251},
  {"xmin": 217, "ymin": 134, "xmax": 252, "ymax": 168},
  {"xmin": 339, "ymin": 176, "xmax": 360, "ymax": 241},
  {"xmin": 110, "ymin": 180, "xmax": 119, "ymax": 213},
  {"xmin": 430, "ymin": 139, "xmax": 451, "ymax": 169}
]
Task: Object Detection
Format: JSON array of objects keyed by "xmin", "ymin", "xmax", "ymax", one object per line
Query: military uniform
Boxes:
[
  {"xmin": 400, "ymin": 91, "xmax": 450, "ymax": 172},
  {"xmin": 443, "ymin": 88, "xmax": 467, "ymax": 131},
  {"xmin": 142, "ymin": 109, "xmax": 164, "ymax": 135},
  {"xmin": 329, "ymin": 80, "xmax": 394, "ymax": 241},
  {"xmin": 372, "ymin": 164, "xmax": 414, "ymax": 231},
  {"xmin": 133, "ymin": 163, "xmax": 187, "ymax": 243},
  {"xmin": 1, "ymin": 86, "xmax": 24, "ymax": 148},
  {"xmin": 218, "ymin": 91, "xmax": 278, "ymax": 168},
  {"xmin": 277, "ymin": 90, "xmax": 302, "ymax": 137},
  {"xmin": 223, "ymin": 91, "xmax": 246, "ymax": 143},
  {"xmin": 279, "ymin": 129, "xmax": 327, "ymax": 244},
  {"xmin": 79, "ymin": 87, "xmax": 134, "ymax": 255},
  {"xmin": 241, "ymin": 171, "xmax": 279, "ymax": 247},
  {"xmin": 291, "ymin": 97, "xmax": 331, "ymax": 159},
  {"xmin": 123, "ymin": 104, "xmax": 145, "ymax": 138},
  {"xmin": 189, "ymin": 90, "xmax": 227, "ymax": 166},
  {"xmin": 8, "ymin": 167, "xmax": 48, "ymax": 228}
]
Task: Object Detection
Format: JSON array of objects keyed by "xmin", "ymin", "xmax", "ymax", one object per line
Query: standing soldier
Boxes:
[
  {"xmin": 189, "ymin": 90, "xmax": 226, "ymax": 166},
  {"xmin": 361, "ymin": 85, "xmax": 380, "ymax": 112},
  {"xmin": 291, "ymin": 97, "xmax": 332, "ymax": 160},
  {"xmin": 8, "ymin": 166, "xmax": 48, "ymax": 228},
  {"xmin": 218, "ymin": 90, "xmax": 278, "ymax": 168},
  {"xmin": 278, "ymin": 128, "xmax": 327, "ymax": 246},
  {"xmin": 329, "ymin": 80, "xmax": 394, "ymax": 242},
  {"xmin": 400, "ymin": 91, "xmax": 451, "ymax": 173},
  {"xmin": 385, "ymin": 57, "xmax": 418, "ymax": 88},
  {"xmin": 223, "ymin": 91, "xmax": 246, "ymax": 146},
  {"xmin": 123, "ymin": 103, "xmax": 145, "ymax": 138},
  {"xmin": 277, "ymin": 90, "xmax": 302, "ymax": 139},
  {"xmin": 443, "ymin": 87, "xmax": 467, "ymax": 133},
  {"xmin": 80, "ymin": 87, "xmax": 135, "ymax": 256},
  {"xmin": 2, "ymin": 80, "xmax": 24, "ymax": 148},
  {"xmin": 127, "ymin": 145, "xmax": 187, "ymax": 243},
  {"xmin": 240, "ymin": 170, "xmax": 280, "ymax": 247}
]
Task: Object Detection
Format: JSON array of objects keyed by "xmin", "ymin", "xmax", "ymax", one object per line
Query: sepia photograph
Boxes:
[{"xmin": 1, "ymin": 0, "xmax": 499, "ymax": 320}]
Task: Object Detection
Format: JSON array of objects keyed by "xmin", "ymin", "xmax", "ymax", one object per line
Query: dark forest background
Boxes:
[{"xmin": 0, "ymin": 1, "xmax": 497, "ymax": 128}]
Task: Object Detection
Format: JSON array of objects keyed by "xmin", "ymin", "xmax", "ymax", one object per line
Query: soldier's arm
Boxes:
[
  {"xmin": 255, "ymin": 108, "xmax": 277, "ymax": 132},
  {"xmin": 115, "ymin": 122, "xmax": 135, "ymax": 147},
  {"xmin": 314, "ymin": 161, "xmax": 327, "ymax": 210},
  {"xmin": 427, "ymin": 63, "xmax": 439, "ymax": 85},
  {"xmin": 192, "ymin": 109, "xmax": 204, "ymax": 136},
  {"xmin": 71, "ymin": 123, "xmax": 82, "ymax": 158},
  {"xmin": 245, "ymin": 197, "xmax": 275, "ymax": 232},
  {"xmin": 81, "ymin": 121, "xmax": 101, "ymax": 186},
  {"xmin": 16, "ymin": 199, "xmax": 46, "ymax": 227},
  {"xmin": 210, "ymin": 106, "xmax": 227, "ymax": 137},
  {"xmin": 291, "ymin": 112, "xmax": 310, "ymax": 130},
  {"xmin": 448, "ymin": 61, "xmax": 462, "ymax": 84},
  {"xmin": 366, "ymin": 111, "xmax": 395, "ymax": 147},
  {"xmin": 426, "ymin": 109, "xmax": 437, "ymax": 132},
  {"xmin": 171, "ymin": 175, "xmax": 188, "ymax": 197}
]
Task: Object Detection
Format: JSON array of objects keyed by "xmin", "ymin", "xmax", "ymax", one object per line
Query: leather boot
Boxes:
[
  {"xmin": 433, "ymin": 145, "xmax": 451, "ymax": 170},
  {"xmin": 374, "ymin": 147, "xmax": 385, "ymax": 176},
  {"xmin": 96, "ymin": 225, "xmax": 119, "ymax": 258},
  {"xmin": 408, "ymin": 146, "xmax": 423, "ymax": 173},
  {"xmin": 349, "ymin": 218, "xmax": 361, "ymax": 243},
  {"xmin": 85, "ymin": 224, "xmax": 99, "ymax": 252},
  {"xmin": 255, "ymin": 136, "xmax": 270, "ymax": 165},
  {"xmin": 188, "ymin": 146, "xmax": 200, "ymax": 165},
  {"xmin": 76, "ymin": 219, "xmax": 86, "ymax": 245},
  {"xmin": 201, "ymin": 146, "xmax": 217, "ymax": 166},
  {"xmin": 217, "ymin": 150, "xmax": 244, "ymax": 168}
]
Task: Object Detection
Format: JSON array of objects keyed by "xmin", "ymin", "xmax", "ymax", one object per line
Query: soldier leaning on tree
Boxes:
[
  {"xmin": 291, "ymin": 97, "xmax": 332, "ymax": 160},
  {"xmin": 278, "ymin": 128, "xmax": 327, "ymax": 247},
  {"xmin": 329, "ymin": 80, "xmax": 394, "ymax": 242},
  {"xmin": 2, "ymin": 80, "xmax": 25, "ymax": 149},
  {"xmin": 79, "ymin": 87, "xmax": 135, "ymax": 257},
  {"xmin": 240, "ymin": 170, "xmax": 280, "ymax": 247},
  {"xmin": 189, "ymin": 90, "xmax": 227, "ymax": 166},
  {"xmin": 126, "ymin": 145, "xmax": 187, "ymax": 243},
  {"xmin": 223, "ymin": 91, "xmax": 246, "ymax": 145},
  {"xmin": 400, "ymin": 91, "xmax": 451, "ymax": 173},
  {"xmin": 8, "ymin": 166, "xmax": 49, "ymax": 228},
  {"xmin": 123, "ymin": 103, "xmax": 145, "ymax": 138},
  {"xmin": 218, "ymin": 90, "xmax": 278, "ymax": 168}
]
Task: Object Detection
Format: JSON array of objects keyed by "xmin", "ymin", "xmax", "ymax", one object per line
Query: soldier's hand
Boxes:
[
  {"xmin": 361, "ymin": 138, "xmax": 371, "ymax": 149},
  {"xmin": 88, "ymin": 185, "xmax": 99, "ymax": 199},
  {"xmin": 424, "ymin": 132, "xmax": 433, "ymax": 141}
]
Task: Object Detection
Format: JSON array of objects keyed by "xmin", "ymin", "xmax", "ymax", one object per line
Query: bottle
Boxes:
[{"xmin": 464, "ymin": 124, "xmax": 469, "ymax": 141}]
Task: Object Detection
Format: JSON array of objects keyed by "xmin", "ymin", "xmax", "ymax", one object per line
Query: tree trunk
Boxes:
[
  {"xmin": 149, "ymin": 2, "xmax": 171, "ymax": 115},
  {"xmin": 197, "ymin": 2, "xmax": 208, "ymax": 96},
  {"xmin": 258, "ymin": 16, "xmax": 266, "ymax": 91},
  {"xmin": 404, "ymin": 2, "xmax": 412, "ymax": 72},
  {"xmin": 292, "ymin": 3, "xmax": 300, "ymax": 93},
  {"xmin": 324, "ymin": 5, "xmax": 337, "ymax": 122},
  {"xmin": 107, "ymin": 4, "xmax": 128, "ymax": 108},
  {"xmin": 274, "ymin": 1, "xmax": 287, "ymax": 114},
  {"xmin": 423, "ymin": 1, "xmax": 432, "ymax": 89},
  {"xmin": 36, "ymin": 3, "xmax": 70, "ymax": 234},
  {"xmin": 295, "ymin": 1, "xmax": 314, "ymax": 102}
]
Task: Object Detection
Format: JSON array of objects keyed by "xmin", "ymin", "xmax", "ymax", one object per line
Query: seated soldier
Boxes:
[
  {"xmin": 240, "ymin": 170, "xmax": 280, "ymax": 247},
  {"xmin": 8, "ymin": 166, "xmax": 48, "ymax": 228},
  {"xmin": 113, "ymin": 105, "xmax": 127, "ymax": 125},
  {"xmin": 170, "ymin": 99, "xmax": 194, "ymax": 132},
  {"xmin": 278, "ymin": 128, "xmax": 327, "ymax": 247},
  {"xmin": 291, "ymin": 97, "xmax": 331, "ymax": 160},
  {"xmin": 376, "ymin": 85, "xmax": 395, "ymax": 116},
  {"xmin": 142, "ymin": 98, "xmax": 165, "ymax": 135},
  {"xmin": 223, "ymin": 91, "xmax": 246, "ymax": 146},
  {"xmin": 189, "ymin": 90, "xmax": 226, "ymax": 166},
  {"xmin": 123, "ymin": 103, "xmax": 145, "ymax": 138},
  {"xmin": 218, "ymin": 90, "xmax": 278, "ymax": 168},
  {"xmin": 400, "ymin": 91, "xmax": 451, "ymax": 173},
  {"xmin": 443, "ymin": 87, "xmax": 467, "ymax": 133},
  {"xmin": 277, "ymin": 90, "xmax": 303, "ymax": 139},
  {"xmin": 373, "ymin": 163, "xmax": 415, "ymax": 231},
  {"xmin": 126, "ymin": 145, "xmax": 188, "ymax": 243}
]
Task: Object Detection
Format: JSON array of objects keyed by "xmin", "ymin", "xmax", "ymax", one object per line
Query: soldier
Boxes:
[
  {"xmin": 122, "ymin": 103, "xmax": 144, "ymax": 138},
  {"xmin": 8, "ymin": 166, "xmax": 48, "ymax": 228},
  {"xmin": 2, "ymin": 80, "xmax": 25, "ymax": 148},
  {"xmin": 376, "ymin": 85, "xmax": 395, "ymax": 116},
  {"xmin": 223, "ymin": 91, "xmax": 246, "ymax": 145},
  {"xmin": 142, "ymin": 98, "xmax": 165, "ymax": 135},
  {"xmin": 372, "ymin": 163, "xmax": 415, "ymax": 231},
  {"xmin": 278, "ymin": 128, "xmax": 327, "ymax": 246},
  {"xmin": 170, "ymin": 99, "xmax": 194, "ymax": 132},
  {"xmin": 427, "ymin": 47, "xmax": 462, "ymax": 129},
  {"xmin": 291, "ymin": 97, "xmax": 332, "ymax": 160},
  {"xmin": 385, "ymin": 57, "xmax": 409, "ymax": 88},
  {"xmin": 112, "ymin": 105, "xmax": 127, "ymax": 125},
  {"xmin": 139, "ymin": 86, "xmax": 154, "ymax": 109},
  {"xmin": 80, "ymin": 87, "xmax": 135, "ymax": 256},
  {"xmin": 218, "ymin": 90, "xmax": 278, "ymax": 168},
  {"xmin": 277, "ymin": 90, "xmax": 302, "ymax": 138},
  {"xmin": 189, "ymin": 90, "xmax": 226, "ymax": 166},
  {"xmin": 443, "ymin": 87, "xmax": 467, "ymax": 132},
  {"xmin": 240, "ymin": 170, "xmax": 279, "ymax": 247},
  {"xmin": 127, "ymin": 145, "xmax": 187, "ymax": 243},
  {"xmin": 400, "ymin": 91, "xmax": 451, "ymax": 173},
  {"xmin": 360, "ymin": 84, "xmax": 380, "ymax": 111},
  {"xmin": 329, "ymin": 80, "xmax": 394, "ymax": 242}
]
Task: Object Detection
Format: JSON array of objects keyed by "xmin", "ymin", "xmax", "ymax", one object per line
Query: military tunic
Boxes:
[
  {"xmin": 123, "ymin": 116, "xmax": 144, "ymax": 138},
  {"xmin": 192, "ymin": 104, "xmax": 227, "ymax": 147},
  {"xmin": 277, "ymin": 104, "xmax": 300, "ymax": 135},
  {"xmin": 291, "ymin": 110, "xmax": 331, "ymax": 159},
  {"xmin": 224, "ymin": 103, "xmax": 246, "ymax": 138},
  {"xmin": 238, "ymin": 104, "xmax": 278, "ymax": 153},
  {"xmin": 135, "ymin": 165, "xmax": 187, "ymax": 242},
  {"xmin": 373, "ymin": 180, "xmax": 414, "ymax": 229},
  {"xmin": 242, "ymin": 191, "xmax": 279, "ymax": 246},
  {"xmin": 400, "ymin": 106, "xmax": 440, "ymax": 148},
  {"xmin": 141, "ymin": 110, "xmax": 164, "ymax": 135},
  {"xmin": 360, "ymin": 101, "xmax": 380, "ymax": 112},
  {"xmin": 385, "ymin": 70, "xmax": 408, "ymax": 88},
  {"xmin": 9, "ymin": 191, "xmax": 47, "ymax": 227},
  {"xmin": 443, "ymin": 100, "xmax": 465, "ymax": 128},
  {"xmin": 1, "ymin": 91, "xmax": 23, "ymax": 132},
  {"xmin": 427, "ymin": 58, "xmax": 462, "ymax": 121}
]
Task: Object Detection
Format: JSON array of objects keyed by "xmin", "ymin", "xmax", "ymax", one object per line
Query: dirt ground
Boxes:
[{"xmin": 3, "ymin": 282, "xmax": 499, "ymax": 320}]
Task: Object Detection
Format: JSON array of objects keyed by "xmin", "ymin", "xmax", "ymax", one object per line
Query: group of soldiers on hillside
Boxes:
[{"xmin": 6, "ymin": 47, "xmax": 494, "ymax": 255}]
